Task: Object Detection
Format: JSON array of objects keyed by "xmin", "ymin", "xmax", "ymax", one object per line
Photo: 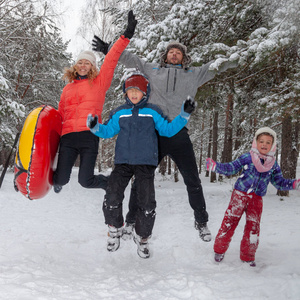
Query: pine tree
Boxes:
[
  {"xmin": 81, "ymin": 0, "xmax": 299, "ymax": 186},
  {"xmin": 0, "ymin": 0, "xmax": 71, "ymax": 166}
]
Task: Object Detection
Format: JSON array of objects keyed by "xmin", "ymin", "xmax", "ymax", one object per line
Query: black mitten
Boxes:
[
  {"xmin": 87, "ymin": 114, "xmax": 98, "ymax": 129},
  {"xmin": 184, "ymin": 96, "xmax": 196, "ymax": 114},
  {"xmin": 123, "ymin": 10, "xmax": 137, "ymax": 39},
  {"xmin": 92, "ymin": 35, "xmax": 110, "ymax": 55}
]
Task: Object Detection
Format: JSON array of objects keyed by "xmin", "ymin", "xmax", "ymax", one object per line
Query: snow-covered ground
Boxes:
[{"xmin": 0, "ymin": 168, "xmax": 299, "ymax": 300}]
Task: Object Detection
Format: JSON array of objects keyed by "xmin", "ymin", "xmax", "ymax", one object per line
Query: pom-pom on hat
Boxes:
[
  {"xmin": 75, "ymin": 50, "xmax": 96, "ymax": 66},
  {"xmin": 124, "ymin": 73, "xmax": 149, "ymax": 95}
]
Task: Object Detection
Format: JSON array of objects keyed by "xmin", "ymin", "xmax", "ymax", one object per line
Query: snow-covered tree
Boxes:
[
  {"xmin": 81, "ymin": 0, "xmax": 299, "ymax": 186},
  {"xmin": 0, "ymin": 0, "xmax": 71, "ymax": 166}
]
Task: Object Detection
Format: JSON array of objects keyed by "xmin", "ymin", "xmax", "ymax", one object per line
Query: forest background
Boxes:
[{"xmin": 0, "ymin": 0, "xmax": 299, "ymax": 196}]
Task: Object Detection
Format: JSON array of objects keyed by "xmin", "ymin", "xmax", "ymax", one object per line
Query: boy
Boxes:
[{"xmin": 87, "ymin": 73, "xmax": 195, "ymax": 258}]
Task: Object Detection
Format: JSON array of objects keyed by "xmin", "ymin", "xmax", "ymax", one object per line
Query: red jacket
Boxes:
[{"xmin": 58, "ymin": 36, "xmax": 129, "ymax": 136}]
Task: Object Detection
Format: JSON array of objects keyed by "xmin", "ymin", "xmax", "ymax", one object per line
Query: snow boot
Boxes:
[
  {"xmin": 107, "ymin": 225, "xmax": 122, "ymax": 252},
  {"xmin": 122, "ymin": 222, "xmax": 135, "ymax": 240},
  {"xmin": 195, "ymin": 221, "xmax": 212, "ymax": 242},
  {"xmin": 54, "ymin": 185, "xmax": 62, "ymax": 194},
  {"xmin": 133, "ymin": 233, "xmax": 150, "ymax": 259},
  {"xmin": 214, "ymin": 253, "xmax": 225, "ymax": 262},
  {"xmin": 244, "ymin": 260, "xmax": 256, "ymax": 267}
]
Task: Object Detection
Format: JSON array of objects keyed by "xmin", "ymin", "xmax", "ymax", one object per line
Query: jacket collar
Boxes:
[
  {"xmin": 165, "ymin": 63, "xmax": 183, "ymax": 69},
  {"xmin": 125, "ymin": 95, "xmax": 148, "ymax": 108}
]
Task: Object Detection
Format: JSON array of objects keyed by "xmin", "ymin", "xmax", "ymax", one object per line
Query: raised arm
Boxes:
[{"xmin": 94, "ymin": 10, "xmax": 137, "ymax": 91}]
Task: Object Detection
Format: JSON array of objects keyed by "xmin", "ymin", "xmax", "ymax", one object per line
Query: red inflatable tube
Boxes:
[{"xmin": 14, "ymin": 105, "xmax": 62, "ymax": 200}]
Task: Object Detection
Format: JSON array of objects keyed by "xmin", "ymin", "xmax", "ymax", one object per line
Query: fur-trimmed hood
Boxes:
[{"xmin": 160, "ymin": 41, "xmax": 192, "ymax": 69}]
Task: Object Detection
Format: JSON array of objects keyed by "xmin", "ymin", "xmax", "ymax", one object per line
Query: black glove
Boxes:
[
  {"xmin": 87, "ymin": 114, "xmax": 98, "ymax": 129},
  {"xmin": 123, "ymin": 10, "xmax": 137, "ymax": 39},
  {"xmin": 184, "ymin": 96, "xmax": 196, "ymax": 114},
  {"xmin": 92, "ymin": 35, "xmax": 110, "ymax": 55}
]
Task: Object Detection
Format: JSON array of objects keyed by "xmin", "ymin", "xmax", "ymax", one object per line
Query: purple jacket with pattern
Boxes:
[{"xmin": 215, "ymin": 152, "xmax": 294, "ymax": 196}]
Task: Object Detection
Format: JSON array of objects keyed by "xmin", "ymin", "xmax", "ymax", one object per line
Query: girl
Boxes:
[{"xmin": 206, "ymin": 127, "xmax": 300, "ymax": 266}]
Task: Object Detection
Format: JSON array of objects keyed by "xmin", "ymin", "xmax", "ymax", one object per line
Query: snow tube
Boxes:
[{"xmin": 14, "ymin": 105, "xmax": 62, "ymax": 200}]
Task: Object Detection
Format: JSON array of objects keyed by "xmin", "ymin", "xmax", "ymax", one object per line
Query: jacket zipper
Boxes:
[
  {"xmin": 255, "ymin": 173, "xmax": 263, "ymax": 194},
  {"xmin": 166, "ymin": 69, "xmax": 170, "ymax": 92},
  {"xmin": 173, "ymin": 69, "xmax": 177, "ymax": 91}
]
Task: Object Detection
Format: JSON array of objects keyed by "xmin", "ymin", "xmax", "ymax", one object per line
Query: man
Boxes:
[{"xmin": 92, "ymin": 33, "xmax": 238, "ymax": 242}]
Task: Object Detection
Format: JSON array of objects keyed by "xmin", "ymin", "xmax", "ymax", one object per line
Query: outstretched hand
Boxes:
[
  {"xmin": 123, "ymin": 10, "xmax": 137, "ymax": 39},
  {"xmin": 184, "ymin": 96, "xmax": 196, "ymax": 114},
  {"xmin": 87, "ymin": 114, "xmax": 98, "ymax": 129},
  {"xmin": 206, "ymin": 158, "xmax": 216, "ymax": 172},
  {"xmin": 293, "ymin": 179, "xmax": 300, "ymax": 190},
  {"xmin": 92, "ymin": 35, "xmax": 110, "ymax": 55}
]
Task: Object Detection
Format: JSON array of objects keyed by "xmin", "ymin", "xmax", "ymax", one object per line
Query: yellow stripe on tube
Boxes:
[{"xmin": 17, "ymin": 107, "xmax": 43, "ymax": 170}]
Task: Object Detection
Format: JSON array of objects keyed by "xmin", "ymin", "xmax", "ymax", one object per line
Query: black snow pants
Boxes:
[
  {"xmin": 126, "ymin": 127, "xmax": 209, "ymax": 225},
  {"xmin": 53, "ymin": 131, "xmax": 107, "ymax": 189},
  {"xmin": 103, "ymin": 164, "xmax": 156, "ymax": 239}
]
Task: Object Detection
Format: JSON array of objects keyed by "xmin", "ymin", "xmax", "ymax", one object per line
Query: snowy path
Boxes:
[{"xmin": 0, "ymin": 170, "xmax": 299, "ymax": 299}]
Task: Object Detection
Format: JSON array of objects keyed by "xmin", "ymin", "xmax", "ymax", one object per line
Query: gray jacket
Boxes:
[{"xmin": 119, "ymin": 50, "xmax": 237, "ymax": 121}]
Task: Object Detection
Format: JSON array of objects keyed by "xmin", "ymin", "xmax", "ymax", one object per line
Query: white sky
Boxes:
[{"xmin": 56, "ymin": 0, "xmax": 90, "ymax": 59}]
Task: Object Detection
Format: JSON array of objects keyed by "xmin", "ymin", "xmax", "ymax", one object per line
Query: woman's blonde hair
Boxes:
[{"xmin": 62, "ymin": 64, "xmax": 98, "ymax": 83}]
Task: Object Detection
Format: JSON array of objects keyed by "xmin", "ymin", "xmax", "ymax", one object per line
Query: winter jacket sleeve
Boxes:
[
  {"xmin": 97, "ymin": 36, "xmax": 130, "ymax": 92},
  {"xmin": 90, "ymin": 109, "xmax": 121, "ymax": 139},
  {"xmin": 152, "ymin": 111, "xmax": 188, "ymax": 137},
  {"xmin": 118, "ymin": 49, "xmax": 147, "ymax": 71},
  {"xmin": 270, "ymin": 162, "xmax": 295, "ymax": 190},
  {"xmin": 194, "ymin": 58, "xmax": 239, "ymax": 88},
  {"xmin": 215, "ymin": 153, "xmax": 249, "ymax": 176}
]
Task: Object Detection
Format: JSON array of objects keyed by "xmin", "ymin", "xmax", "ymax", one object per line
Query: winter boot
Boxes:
[
  {"xmin": 133, "ymin": 233, "xmax": 150, "ymax": 259},
  {"xmin": 54, "ymin": 185, "xmax": 62, "ymax": 194},
  {"xmin": 195, "ymin": 221, "xmax": 212, "ymax": 242},
  {"xmin": 107, "ymin": 225, "xmax": 123, "ymax": 252},
  {"xmin": 244, "ymin": 260, "xmax": 256, "ymax": 267},
  {"xmin": 214, "ymin": 253, "xmax": 225, "ymax": 263},
  {"xmin": 122, "ymin": 222, "xmax": 135, "ymax": 240}
]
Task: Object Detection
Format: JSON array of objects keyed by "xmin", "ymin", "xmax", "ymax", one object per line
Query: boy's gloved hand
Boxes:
[
  {"xmin": 123, "ymin": 10, "xmax": 137, "ymax": 39},
  {"xmin": 293, "ymin": 179, "xmax": 300, "ymax": 190},
  {"xmin": 92, "ymin": 35, "xmax": 110, "ymax": 55},
  {"xmin": 206, "ymin": 158, "xmax": 216, "ymax": 172},
  {"xmin": 87, "ymin": 114, "xmax": 98, "ymax": 129},
  {"xmin": 184, "ymin": 96, "xmax": 196, "ymax": 114},
  {"xmin": 180, "ymin": 96, "xmax": 196, "ymax": 120}
]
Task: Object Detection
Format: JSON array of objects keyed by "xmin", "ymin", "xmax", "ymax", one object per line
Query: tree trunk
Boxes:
[
  {"xmin": 159, "ymin": 156, "xmax": 167, "ymax": 176},
  {"xmin": 168, "ymin": 156, "xmax": 172, "ymax": 175},
  {"xmin": 234, "ymin": 120, "xmax": 243, "ymax": 151},
  {"xmin": 174, "ymin": 162, "xmax": 179, "ymax": 182},
  {"xmin": 277, "ymin": 116, "xmax": 294, "ymax": 197},
  {"xmin": 290, "ymin": 121, "xmax": 299, "ymax": 179},
  {"xmin": 205, "ymin": 115, "xmax": 213, "ymax": 178},
  {"xmin": 211, "ymin": 110, "xmax": 218, "ymax": 183},
  {"xmin": 221, "ymin": 92, "xmax": 234, "ymax": 163},
  {"xmin": 199, "ymin": 116, "xmax": 205, "ymax": 174}
]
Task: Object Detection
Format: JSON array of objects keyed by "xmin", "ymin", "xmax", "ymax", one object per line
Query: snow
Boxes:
[{"xmin": 0, "ymin": 168, "xmax": 299, "ymax": 300}]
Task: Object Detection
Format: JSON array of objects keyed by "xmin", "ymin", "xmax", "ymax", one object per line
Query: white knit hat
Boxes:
[
  {"xmin": 253, "ymin": 127, "xmax": 277, "ymax": 156},
  {"xmin": 75, "ymin": 50, "xmax": 96, "ymax": 66}
]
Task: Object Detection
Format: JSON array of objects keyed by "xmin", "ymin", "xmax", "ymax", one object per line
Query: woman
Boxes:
[{"xmin": 53, "ymin": 11, "xmax": 137, "ymax": 193}]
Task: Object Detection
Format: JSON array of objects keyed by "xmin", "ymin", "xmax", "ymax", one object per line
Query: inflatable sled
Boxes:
[{"xmin": 14, "ymin": 105, "xmax": 62, "ymax": 200}]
